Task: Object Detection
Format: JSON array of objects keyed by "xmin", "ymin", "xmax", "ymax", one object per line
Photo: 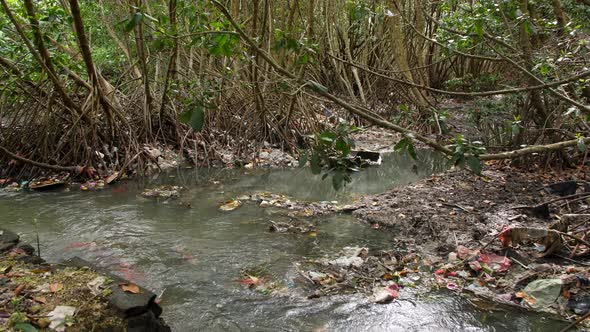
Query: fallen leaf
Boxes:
[
  {"xmin": 0, "ymin": 265, "xmax": 12, "ymax": 274},
  {"xmin": 14, "ymin": 283, "xmax": 26, "ymax": 296},
  {"xmin": 30, "ymin": 267, "xmax": 51, "ymax": 274},
  {"xmin": 13, "ymin": 323, "xmax": 37, "ymax": 332},
  {"xmin": 33, "ymin": 296, "xmax": 47, "ymax": 304},
  {"xmin": 237, "ymin": 275, "xmax": 263, "ymax": 288},
  {"xmin": 478, "ymin": 253, "xmax": 511, "ymax": 272},
  {"xmin": 50, "ymin": 283, "xmax": 63, "ymax": 293},
  {"xmin": 87, "ymin": 276, "xmax": 106, "ymax": 296},
  {"xmin": 219, "ymin": 200, "xmax": 242, "ymax": 211},
  {"xmin": 119, "ymin": 283, "xmax": 140, "ymax": 294},
  {"xmin": 47, "ymin": 306, "xmax": 76, "ymax": 332}
]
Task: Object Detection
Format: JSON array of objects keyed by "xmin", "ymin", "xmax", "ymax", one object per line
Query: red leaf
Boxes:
[{"xmin": 498, "ymin": 227, "xmax": 513, "ymax": 247}]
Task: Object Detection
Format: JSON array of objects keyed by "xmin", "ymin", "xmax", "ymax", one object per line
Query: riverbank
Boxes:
[
  {"xmin": 0, "ymin": 229, "xmax": 170, "ymax": 332},
  {"xmin": 347, "ymin": 162, "xmax": 590, "ymax": 328}
]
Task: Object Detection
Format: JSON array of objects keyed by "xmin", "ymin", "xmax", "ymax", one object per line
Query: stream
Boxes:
[{"xmin": 0, "ymin": 152, "xmax": 568, "ymax": 331}]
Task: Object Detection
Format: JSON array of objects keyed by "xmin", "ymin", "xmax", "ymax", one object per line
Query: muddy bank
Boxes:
[
  {"xmin": 353, "ymin": 166, "xmax": 544, "ymax": 253},
  {"xmin": 0, "ymin": 229, "xmax": 170, "ymax": 332},
  {"xmin": 348, "ymin": 164, "xmax": 590, "ymax": 328}
]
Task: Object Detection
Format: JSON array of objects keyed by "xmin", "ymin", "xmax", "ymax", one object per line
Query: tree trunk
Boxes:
[
  {"xmin": 69, "ymin": 0, "xmax": 115, "ymax": 131},
  {"xmin": 131, "ymin": 0, "xmax": 153, "ymax": 136}
]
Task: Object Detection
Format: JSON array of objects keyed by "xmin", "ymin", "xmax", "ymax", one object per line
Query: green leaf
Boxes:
[
  {"xmin": 179, "ymin": 110, "xmax": 192, "ymax": 123},
  {"xmin": 474, "ymin": 20, "xmax": 484, "ymax": 37},
  {"xmin": 335, "ymin": 138, "xmax": 351, "ymax": 155},
  {"xmin": 124, "ymin": 12, "xmax": 142, "ymax": 33},
  {"xmin": 319, "ymin": 132, "xmax": 337, "ymax": 143},
  {"xmin": 394, "ymin": 137, "xmax": 408, "ymax": 151},
  {"xmin": 406, "ymin": 140, "xmax": 417, "ymax": 160},
  {"xmin": 189, "ymin": 106, "xmax": 205, "ymax": 132},
  {"xmin": 466, "ymin": 156, "xmax": 482, "ymax": 174},
  {"xmin": 310, "ymin": 153, "xmax": 322, "ymax": 174},
  {"xmin": 14, "ymin": 323, "xmax": 38, "ymax": 332},
  {"xmin": 179, "ymin": 105, "xmax": 205, "ymax": 132},
  {"xmin": 394, "ymin": 137, "xmax": 416, "ymax": 159},
  {"xmin": 298, "ymin": 151, "xmax": 308, "ymax": 168}
]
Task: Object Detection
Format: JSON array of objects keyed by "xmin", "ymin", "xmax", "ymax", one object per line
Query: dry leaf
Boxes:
[
  {"xmin": 119, "ymin": 283, "xmax": 140, "ymax": 294},
  {"xmin": 33, "ymin": 296, "xmax": 47, "ymax": 304},
  {"xmin": 50, "ymin": 283, "xmax": 63, "ymax": 293},
  {"xmin": 219, "ymin": 200, "xmax": 242, "ymax": 211},
  {"xmin": 30, "ymin": 267, "xmax": 51, "ymax": 274},
  {"xmin": 14, "ymin": 283, "xmax": 26, "ymax": 296}
]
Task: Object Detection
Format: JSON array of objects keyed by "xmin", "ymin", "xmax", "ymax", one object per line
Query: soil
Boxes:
[
  {"xmin": 353, "ymin": 163, "xmax": 547, "ymax": 254},
  {"xmin": 347, "ymin": 161, "xmax": 590, "ymax": 326},
  {"xmin": 0, "ymin": 249, "xmax": 126, "ymax": 331}
]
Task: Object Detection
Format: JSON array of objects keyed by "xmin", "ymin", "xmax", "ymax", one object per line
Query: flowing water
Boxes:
[{"xmin": 0, "ymin": 153, "xmax": 568, "ymax": 331}]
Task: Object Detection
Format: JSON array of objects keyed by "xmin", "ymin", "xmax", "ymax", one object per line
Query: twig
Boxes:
[
  {"xmin": 509, "ymin": 257, "xmax": 529, "ymax": 270},
  {"xmin": 442, "ymin": 202, "xmax": 472, "ymax": 213},
  {"xmin": 559, "ymin": 309, "xmax": 590, "ymax": 332}
]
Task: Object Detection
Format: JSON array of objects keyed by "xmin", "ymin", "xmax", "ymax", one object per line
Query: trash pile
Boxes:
[
  {"xmin": 219, "ymin": 192, "xmax": 360, "ymax": 218},
  {"xmin": 297, "ymin": 246, "xmax": 431, "ymax": 303},
  {"xmin": 140, "ymin": 185, "xmax": 183, "ymax": 200},
  {"xmin": 350, "ymin": 168, "xmax": 590, "ymax": 328},
  {"xmin": 433, "ymin": 217, "xmax": 590, "ymax": 325}
]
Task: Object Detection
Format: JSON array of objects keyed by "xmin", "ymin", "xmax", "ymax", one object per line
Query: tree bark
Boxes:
[{"xmin": 69, "ymin": 0, "xmax": 115, "ymax": 130}]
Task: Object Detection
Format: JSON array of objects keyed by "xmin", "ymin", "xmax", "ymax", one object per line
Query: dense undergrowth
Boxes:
[{"xmin": 0, "ymin": 0, "xmax": 589, "ymax": 181}]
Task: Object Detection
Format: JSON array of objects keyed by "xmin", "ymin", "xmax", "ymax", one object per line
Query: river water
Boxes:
[{"xmin": 0, "ymin": 153, "xmax": 568, "ymax": 331}]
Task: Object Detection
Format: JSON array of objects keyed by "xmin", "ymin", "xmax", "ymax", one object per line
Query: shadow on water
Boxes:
[{"xmin": 0, "ymin": 151, "xmax": 569, "ymax": 331}]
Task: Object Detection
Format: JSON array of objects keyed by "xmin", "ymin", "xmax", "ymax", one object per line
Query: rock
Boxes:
[
  {"xmin": 545, "ymin": 181, "xmax": 578, "ymax": 196},
  {"xmin": 308, "ymin": 272, "xmax": 328, "ymax": 282},
  {"xmin": 372, "ymin": 283, "xmax": 399, "ymax": 304},
  {"xmin": 16, "ymin": 243, "xmax": 35, "ymax": 256},
  {"xmin": 0, "ymin": 229, "xmax": 19, "ymax": 253},
  {"xmin": 568, "ymin": 294, "xmax": 590, "ymax": 315},
  {"xmin": 62, "ymin": 257, "xmax": 162, "ymax": 317},
  {"xmin": 522, "ymin": 278, "xmax": 563, "ymax": 309},
  {"xmin": 0, "ymin": 229, "xmax": 19, "ymax": 245},
  {"xmin": 127, "ymin": 310, "xmax": 171, "ymax": 332},
  {"xmin": 329, "ymin": 247, "xmax": 367, "ymax": 268}
]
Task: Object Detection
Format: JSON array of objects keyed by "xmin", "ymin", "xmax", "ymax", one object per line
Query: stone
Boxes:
[
  {"xmin": 62, "ymin": 257, "xmax": 162, "ymax": 317},
  {"xmin": 0, "ymin": 242, "xmax": 15, "ymax": 253},
  {"xmin": 16, "ymin": 243, "xmax": 35, "ymax": 255},
  {"xmin": 126, "ymin": 310, "xmax": 171, "ymax": 332},
  {"xmin": 0, "ymin": 229, "xmax": 19, "ymax": 245}
]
